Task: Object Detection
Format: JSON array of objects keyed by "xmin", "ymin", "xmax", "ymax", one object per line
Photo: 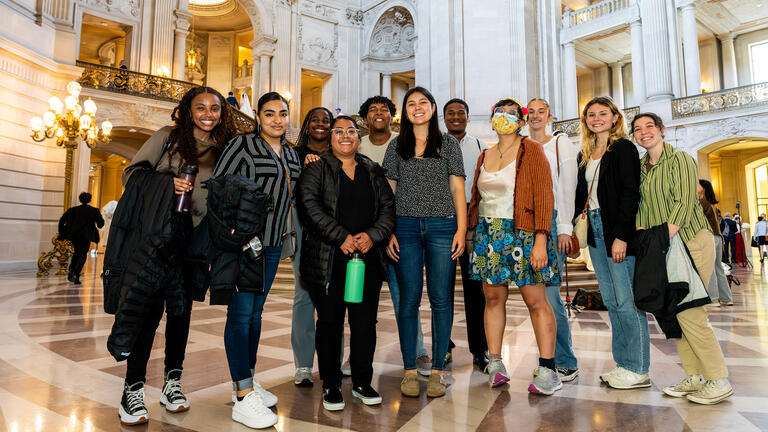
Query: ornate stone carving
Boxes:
[
  {"xmin": 300, "ymin": 0, "xmax": 338, "ymax": 19},
  {"xmin": 684, "ymin": 116, "xmax": 754, "ymax": 150},
  {"xmin": 297, "ymin": 17, "xmax": 337, "ymax": 67},
  {"xmin": 276, "ymin": 0, "xmax": 294, "ymax": 7},
  {"xmin": 82, "ymin": 0, "xmax": 140, "ymax": 18},
  {"xmin": 369, "ymin": 7, "xmax": 415, "ymax": 58},
  {"xmin": 346, "ymin": 8, "xmax": 363, "ymax": 26}
]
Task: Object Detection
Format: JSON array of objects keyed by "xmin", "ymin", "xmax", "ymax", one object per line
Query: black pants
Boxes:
[
  {"xmin": 125, "ymin": 297, "xmax": 192, "ymax": 385},
  {"xmin": 313, "ymin": 263, "xmax": 382, "ymax": 389},
  {"xmin": 723, "ymin": 238, "xmax": 736, "ymax": 263},
  {"xmin": 450, "ymin": 247, "xmax": 488, "ymax": 356},
  {"xmin": 68, "ymin": 240, "xmax": 91, "ymax": 277}
]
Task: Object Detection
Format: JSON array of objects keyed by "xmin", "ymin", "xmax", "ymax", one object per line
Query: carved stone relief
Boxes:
[
  {"xmin": 300, "ymin": 0, "xmax": 338, "ymax": 20},
  {"xmin": 346, "ymin": 8, "xmax": 363, "ymax": 26},
  {"xmin": 82, "ymin": 0, "xmax": 141, "ymax": 19},
  {"xmin": 683, "ymin": 116, "xmax": 758, "ymax": 151},
  {"xmin": 297, "ymin": 16, "xmax": 337, "ymax": 67},
  {"xmin": 369, "ymin": 6, "xmax": 415, "ymax": 58},
  {"xmin": 98, "ymin": 40, "xmax": 116, "ymax": 66}
]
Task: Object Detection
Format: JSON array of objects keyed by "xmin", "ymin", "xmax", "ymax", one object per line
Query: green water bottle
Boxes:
[{"xmin": 344, "ymin": 252, "xmax": 365, "ymax": 303}]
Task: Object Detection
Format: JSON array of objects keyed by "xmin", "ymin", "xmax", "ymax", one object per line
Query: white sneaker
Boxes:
[
  {"xmin": 604, "ymin": 367, "xmax": 651, "ymax": 389},
  {"xmin": 231, "ymin": 382, "xmax": 277, "ymax": 408},
  {"xmin": 416, "ymin": 355, "xmax": 432, "ymax": 377},
  {"xmin": 686, "ymin": 378, "xmax": 734, "ymax": 405},
  {"xmin": 528, "ymin": 366, "xmax": 563, "ymax": 395},
  {"xmin": 232, "ymin": 391, "xmax": 278, "ymax": 429},
  {"xmin": 599, "ymin": 367, "xmax": 621, "ymax": 383},
  {"xmin": 662, "ymin": 375, "xmax": 702, "ymax": 398}
]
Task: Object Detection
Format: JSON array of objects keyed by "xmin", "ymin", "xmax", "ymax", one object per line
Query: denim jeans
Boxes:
[
  {"xmin": 708, "ymin": 235, "xmax": 732, "ymax": 303},
  {"xmin": 587, "ymin": 209, "xmax": 650, "ymax": 375},
  {"xmin": 394, "ymin": 216, "xmax": 457, "ymax": 371},
  {"xmin": 291, "ymin": 216, "xmax": 317, "ymax": 369},
  {"xmin": 388, "ymin": 262, "xmax": 429, "ymax": 359},
  {"xmin": 224, "ymin": 245, "xmax": 282, "ymax": 390},
  {"xmin": 545, "ymin": 211, "xmax": 578, "ymax": 370}
]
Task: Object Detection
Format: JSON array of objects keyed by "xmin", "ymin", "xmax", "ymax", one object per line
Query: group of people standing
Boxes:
[{"xmin": 111, "ymin": 84, "xmax": 734, "ymax": 430}]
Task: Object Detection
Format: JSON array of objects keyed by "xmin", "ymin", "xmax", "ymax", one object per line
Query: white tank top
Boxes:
[
  {"xmin": 586, "ymin": 157, "xmax": 601, "ymax": 210},
  {"xmin": 478, "ymin": 161, "xmax": 516, "ymax": 219}
]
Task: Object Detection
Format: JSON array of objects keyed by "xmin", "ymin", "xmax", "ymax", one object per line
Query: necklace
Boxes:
[{"xmin": 497, "ymin": 138, "xmax": 517, "ymax": 159}]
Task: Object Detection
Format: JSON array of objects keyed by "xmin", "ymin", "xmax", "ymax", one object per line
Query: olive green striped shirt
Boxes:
[{"xmin": 637, "ymin": 142, "xmax": 710, "ymax": 243}]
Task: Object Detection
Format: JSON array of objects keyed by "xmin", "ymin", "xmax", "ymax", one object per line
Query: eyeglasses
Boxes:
[{"xmin": 331, "ymin": 128, "xmax": 357, "ymax": 138}]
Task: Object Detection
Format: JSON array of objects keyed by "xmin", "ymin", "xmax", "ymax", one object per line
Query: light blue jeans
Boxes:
[
  {"xmin": 545, "ymin": 211, "xmax": 578, "ymax": 370},
  {"xmin": 588, "ymin": 209, "xmax": 650, "ymax": 375}
]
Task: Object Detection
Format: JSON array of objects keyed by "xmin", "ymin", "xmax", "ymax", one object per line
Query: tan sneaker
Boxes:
[
  {"xmin": 427, "ymin": 373, "xmax": 446, "ymax": 398},
  {"xmin": 401, "ymin": 373, "xmax": 419, "ymax": 397}
]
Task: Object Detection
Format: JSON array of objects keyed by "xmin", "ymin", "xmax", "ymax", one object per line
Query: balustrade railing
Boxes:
[
  {"xmin": 552, "ymin": 105, "xmax": 639, "ymax": 137},
  {"xmin": 672, "ymin": 82, "xmax": 768, "ymax": 119},
  {"xmin": 77, "ymin": 61, "xmax": 257, "ymax": 133},
  {"xmin": 563, "ymin": 0, "xmax": 632, "ymax": 27}
]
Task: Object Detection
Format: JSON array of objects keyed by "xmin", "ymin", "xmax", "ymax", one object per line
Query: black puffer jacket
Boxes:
[{"xmin": 296, "ymin": 152, "xmax": 395, "ymax": 291}]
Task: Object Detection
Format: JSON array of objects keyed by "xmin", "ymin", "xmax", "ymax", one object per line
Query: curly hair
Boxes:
[
  {"xmin": 579, "ymin": 96, "xmax": 628, "ymax": 166},
  {"xmin": 169, "ymin": 86, "xmax": 236, "ymax": 168},
  {"xmin": 295, "ymin": 107, "xmax": 334, "ymax": 148},
  {"xmin": 358, "ymin": 95, "xmax": 396, "ymax": 118}
]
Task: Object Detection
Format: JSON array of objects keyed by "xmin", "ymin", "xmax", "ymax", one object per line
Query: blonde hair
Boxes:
[
  {"xmin": 579, "ymin": 96, "xmax": 628, "ymax": 166},
  {"xmin": 527, "ymin": 98, "xmax": 551, "ymax": 112}
]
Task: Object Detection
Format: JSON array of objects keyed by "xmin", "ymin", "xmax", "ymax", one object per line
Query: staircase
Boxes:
[{"xmin": 270, "ymin": 260, "xmax": 599, "ymax": 294}]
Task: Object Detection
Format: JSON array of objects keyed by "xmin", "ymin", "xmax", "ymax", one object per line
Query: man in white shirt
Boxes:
[
  {"xmin": 444, "ymin": 98, "xmax": 490, "ymax": 371},
  {"xmin": 357, "ymin": 96, "xmax": 432, "ymax": 374},
  {"xmin": 358, "ymin": 96, "xmax": 399, "ymax": 165}
]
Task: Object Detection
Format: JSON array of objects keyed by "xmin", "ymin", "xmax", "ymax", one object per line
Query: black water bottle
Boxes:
[{"xmin": 174, "ymin": 165, "xmax": 198, "ymax": 213}]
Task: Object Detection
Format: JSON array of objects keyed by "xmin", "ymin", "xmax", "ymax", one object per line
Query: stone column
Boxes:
[
  {"xmin": 630, "ymin": 19, "xmax": 647, "ymax": 105},
  {"xmin": 611, "ymin": 62, "xmax": 625, "ymax": 108},
  {"xmin": 720, "ymin": 33, "xmax": 739, "ymax": 88},
  {"xmin": 640, "ymin": 0, "xmax": 674, "ymax": 101},
  {"xmin": 172, "ymin": 13, "xmax": 190, "ymax": 80},
  {"xmin": 251, "ymin": 36, "xmax": 276, "ymax": 99},
  {"xmin": 151, "ymin": 0, "xmax": 175, "ymax": 75},
  {"xmin": 562, "ymin": 41, "xmax": 578, "ymax": 119},
  {"xmin": 381, "ymin": 73, "xmax": 392, "ymax": 98},
  {"xmin": 680, "ymin": 3, "xmax": 701, "ymax": 96},
  {"xmin": 259, "ymin": 55, "xmax": 271, "ymax": 95},
  {"xmin": 251, "ymin": 54, "xmax": 259, "ymax": 100}
]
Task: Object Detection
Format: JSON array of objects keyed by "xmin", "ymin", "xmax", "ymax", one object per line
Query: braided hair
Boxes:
[{"xmin": 295, "ymin": 107, "xmax": 334, "ymax": 148}]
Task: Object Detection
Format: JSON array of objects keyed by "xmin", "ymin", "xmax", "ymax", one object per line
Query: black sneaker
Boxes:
[
  {"xmin": 351, "ymin": 384, "xmax": 382, "ymax": 405},
  {"xmin": 557, "ymin": 367, "xmax": 579, "ymax": 382},
  {"xmin": 473, "ymin": 352, "xmax": 490, "ymax": 372},
  {"xmin": 160, "ymin": 369, "xmax": 190, "ymax": 413},
  {"xmin": 119, "ymin": 382, "xmax": 149, "ymax": 425},
  {"xmin": 322, "ymin": 387, "xmax": 345, "ymax": 411}
]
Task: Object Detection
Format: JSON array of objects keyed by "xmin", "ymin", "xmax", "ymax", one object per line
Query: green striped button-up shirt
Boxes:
[{"xmin": 637, "ymin": 142, "xmax": 710, "ymax": 243}]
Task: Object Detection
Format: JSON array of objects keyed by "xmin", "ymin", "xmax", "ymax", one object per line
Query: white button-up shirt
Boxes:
[
  {"xmin": 541, "ymin": 134, "xmax": 579, "ymax": 236},
  {"xmin": 458, "ymin": 133, "xmax": 489, "ymax": 203}
]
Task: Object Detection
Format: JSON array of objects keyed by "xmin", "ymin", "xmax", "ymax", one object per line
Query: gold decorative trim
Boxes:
[{"xmin": 672, "ymin": 83, "xmax": 768, "ymax": 119}]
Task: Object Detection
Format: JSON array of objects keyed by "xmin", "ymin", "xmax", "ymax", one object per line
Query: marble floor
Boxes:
[{"xmin": 1, "ymin": 257, "xmax": 767, "ymax": 432}]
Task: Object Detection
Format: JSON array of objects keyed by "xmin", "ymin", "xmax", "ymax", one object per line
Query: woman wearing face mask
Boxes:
[
  {"xmin": 290, "ymin": 106, "xmax": 333, "ymax": 387},
  {"xmin": 383, "ymin": 86, "xmax": 466, "ymax": 398},
  {"xmin": 575, "ymin": 96, "xmax": 648, "ymax": 390},
  {"xmin": 212, "ymin": 92, "xmax": 301, "ymax": 429},
  {"xmin": 633, "ymin": 112, "xmax": 732, "ymax": 405},
  {"xmin": 118, "ymin": 86, "xmax": 236, "ymax": 425},
  {"xmin": 296, "ymin": 115, "xmax": 395, "ymax": 411},
  {"xmin": 467, "ymin": 98, "xmax": 560, "ymax": 394}
]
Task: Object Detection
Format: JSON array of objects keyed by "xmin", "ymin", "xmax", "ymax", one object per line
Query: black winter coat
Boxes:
[
  {"xmin": 58, "ymin": 204, "xmax": 104, "ymax": 243},
  {"xmin": 575, "ymin": 138, "xmax": 640, "ymax": 256},
  {"xmin": 103, "ymin": 165, "xmax": 190, "ymax": 361},
  {"xmin": 296, "ymin": 152, "xmax": 395, "ymax": 292}
]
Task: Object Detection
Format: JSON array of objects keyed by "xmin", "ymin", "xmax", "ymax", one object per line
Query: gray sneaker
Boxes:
[
  {"xmin": 416, "ymin": 355, "xmax": 432, "ymax": 376},
  {"xmin": 485, "ymin": 359, "xmax": 510, "ymax": 388},
  {"xmin": 528, "ymin": 366, "xmax": 563, "ymax": 395},
  {"xmin": 294, "ymin": 367, "xmax": 313, "ymax": 387}
]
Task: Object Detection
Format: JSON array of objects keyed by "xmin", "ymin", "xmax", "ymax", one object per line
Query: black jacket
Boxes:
[
  {"xmin": 575, "ymin": 138, "xmax": 640, "ymax": 256},
  {"xmin": 206, "ymin": 174, "xmax": 270, "ymax": 305},
  {"xmin": 103, "ymin": 165, "xmax": 190, "ymax": 361},
  {"xmin": 58, "ymin": 204, "xmax": 104, "ymax": 243},
  {"xmin": 296, "ymin": 152, "xmax": 395, "ymax": 293}
]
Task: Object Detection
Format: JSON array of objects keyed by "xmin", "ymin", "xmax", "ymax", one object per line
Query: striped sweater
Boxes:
[{"xmin": 467, "ymin": 137, "xmax": 554, "ymax": 234}]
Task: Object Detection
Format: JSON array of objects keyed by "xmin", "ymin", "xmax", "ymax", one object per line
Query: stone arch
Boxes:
[
  {"xmin": 364, "ymin": 2, "xmax": 417, "ymax": 59},
  {"xmin": 237, "ymin": 0, "xmax": 272, "ymax": 37}
]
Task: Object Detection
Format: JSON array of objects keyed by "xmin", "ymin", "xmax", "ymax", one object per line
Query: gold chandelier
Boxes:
[{"xmin": 29, "ymin": 81, "xmax": 112, "ymax": 148}]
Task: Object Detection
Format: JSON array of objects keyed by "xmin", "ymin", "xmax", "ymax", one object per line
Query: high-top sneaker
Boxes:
[
  {"xmin": 160, "ymin": 369, "xmax": 190, "ymax": 413},
  {"xmin": 119, "ymin": 382, "xmax": 149, "ymax": 425}
]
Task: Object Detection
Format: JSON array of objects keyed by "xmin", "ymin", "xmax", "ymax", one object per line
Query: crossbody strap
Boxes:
[
  {"xmin": 582, "ymin": 158, "xmax": 602, "ymax": 214},
  {"xmin": 555, "ymin": 135, "xmax": 561, "ymax": 176},
  {"xmin": 283, "ymin": 158, "xmax": 296, "ymax": 235}
]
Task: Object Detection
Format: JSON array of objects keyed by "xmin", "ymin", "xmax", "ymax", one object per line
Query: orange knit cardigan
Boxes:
[{"xmin": 467, "ymin": 136, "xmax": 554, "ymax": 234}]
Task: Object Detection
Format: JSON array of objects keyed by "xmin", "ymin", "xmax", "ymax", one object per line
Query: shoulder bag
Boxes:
[{"xmin": 573, "ymin": 157, "xmax": 601, "ymax": 249}]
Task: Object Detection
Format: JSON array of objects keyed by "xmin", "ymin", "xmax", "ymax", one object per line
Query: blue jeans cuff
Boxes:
[{"xmin": 233, "ymin": 377, "xmax": 254, "ymax": 391}]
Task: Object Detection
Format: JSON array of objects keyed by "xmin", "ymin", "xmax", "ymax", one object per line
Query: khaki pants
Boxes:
[{"xmin": 677, "ymin": 229, "xmax": 728, "ymax": 380}]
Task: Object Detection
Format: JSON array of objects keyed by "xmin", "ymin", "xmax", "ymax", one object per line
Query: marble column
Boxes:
[
  {"xmin": 562, "ymin": 41, "xmax": 578, "ymax": 119},
  {"xmin": 251, "ymin": 54, "xmax": 259, "ymax": 101},
  {"xmin": 172, "ymin": 14, "xmax": 190, "ymax": 80},
  {"xmin": 259, "ymin": 55, "xmax": 271, "ymax": 96},
  {"xmin": 640, "ymin": 0, "xmax": 673, "ymax": 100},
  {"xmin": 680, "ymin": 3, "xmax": 701, "ymax": 96},
  {"xmin": 381, "ymin": 73, "xmax": 391, "ymax": 98},
  {"xmin": 151, "ymin": 0, "xmax": 175, "ymax": 75},
  {"xmin": 630, "ymin": 19, "xmax": 647, "ymax": 105},
  {"xmin": 611, "ymin": 62, "xmax": 625, "ymax": 108},
  {"xmin": 720, "ymin": 33, "xmax": 739, "ymax": 89}
]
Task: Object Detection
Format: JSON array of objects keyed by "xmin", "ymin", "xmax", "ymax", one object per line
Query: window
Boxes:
[
  {"xmin": 755, "ymin": 164, "xmax": 768, "ymax": 217},
  {"xmin": 749, "ymin": 41, "xmax": 768, "ymax": 84}
]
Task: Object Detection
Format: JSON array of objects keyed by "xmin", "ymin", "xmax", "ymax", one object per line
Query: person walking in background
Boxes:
[
  {"xmin": 290, "ymin": 106, "xmax": 333, "ymax": 387},
  {"xmin": 383, "ymin": 86, "xmax": 466, "ymax": 398},
  {"xmin": 58, "ymin": 192, "xmax": 104, "ymax": 285},
  {"xmin": 443, "ymin": 97, "xmax": 489, "ymax": 370},
  {"xmin": 574, "ymin": 96, "xmax": 649, "ymax": 390},
  {"xmin": 226, "ymin": 91, "xmax": 240, "ymax": 109},
  {"xmin": 527, "ymin": 97, "xmax": 580, "ymax": 382},
  {"xmin": 721, "ymin": 212, "xmax": 737, "ymax": 264},
  {"xmin": 753, "ymin": 213, "xmax": 768, "ymax": 263},
  {"xmin": 698, "ymin": 179, "xmax": 733, "ymax": 306},
  {"xmin": 296, "ymin": 115, "xmax": 395, "ymax": 411},
  {"xmin": 467, "ymin": 98, "xmax": 560, "ymax": 395}
]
